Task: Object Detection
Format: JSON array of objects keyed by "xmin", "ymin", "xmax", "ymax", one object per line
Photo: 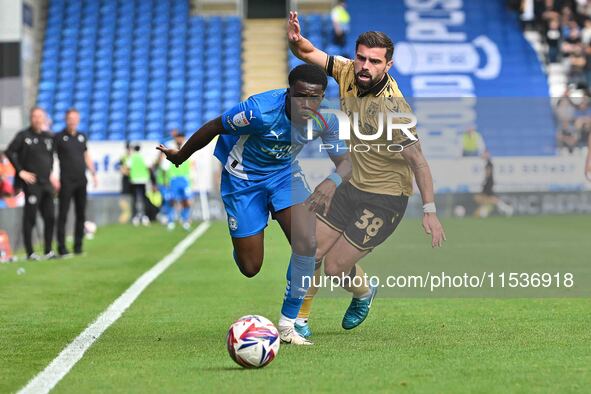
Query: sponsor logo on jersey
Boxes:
[
  {"xmin": 226, "ymin": 115, "xmax": 237, "ymax": 131},
  {"xmin": 232, "ymin": 111, "xmax": 250, "ymax": 128}
]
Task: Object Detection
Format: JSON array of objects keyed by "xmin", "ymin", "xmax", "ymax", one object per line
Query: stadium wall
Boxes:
[{"xmin": 0, "ymin": 195, "xmax": 119, "ymax": 252}]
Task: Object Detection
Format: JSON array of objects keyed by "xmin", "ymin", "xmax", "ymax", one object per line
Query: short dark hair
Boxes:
[
  {"xmin": 30, "ymin": 106, "xmax": 45, "ymax": 115},
  {"xmin": 288, "ymin": 64, "xmax": 328, "ymax": 90},
  {"xmin": 66, "ymin": 108, "xmax": 79, "ymax": 115},
  {"xmin": 355, "ymin": 31, "xmax": 394, "ymax": 61}
]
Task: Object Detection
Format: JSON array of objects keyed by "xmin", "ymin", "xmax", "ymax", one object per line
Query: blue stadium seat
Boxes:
[
  {"xmin": 184, "ymin": 110, "xmax": 202, "ymax": 122},
  {"xmin": 204, "ymin": 99, "xmax": 221, "ymax": 112},
  {"xmin": 110, "ymin": 100, "xmax": 128, "ymax": 113},
  {"xmin": 91, "ymin": 97, "xmax": 109, "ymax": 109},
  {"xmin": 107, "ymin": 131, "xmax": 126, "ymax": 141},
  {"xmin": 73, "ymin": 100, "xmax": 89, "ymax": 113},
  {"xmin": 146, "ymin": 121, "xmax": 164, "ymax": 134},
  {"xmin": 109, "ymin": 111, "xmax": 127, "ymax": 123},
  {"xmin": 204, "ymin": 89, "xmax": 222, "ymax": 100},
  {"xmin": 165, "ymin": 120, "xmax": 181, "ymax": 130},
  {"xmin": 203, "ymin": 110, "xmax": 218, "ymax": 122},
  {"xmin": 165, "ymin": 109, "xmax": 182, "ymax": 121},
  {"xmin": 127, "ymin": 121, "xmax": 144, "ymax": 134},
  {"xmin": 128, "ymin": 110, "xmax": 145, "ymax": 122},
  {"xmin": 89, "ymin": 131, "xmax": 107, "ymax": 141},
  {"xmin": 129, "ymin": 101, "xmax": 146, "ymax": 113},
  {"xmin": 127, "ymin": 131, "xmax": 144, "ymax": 141},
  {"xmin": 36, "ymin": 3, "xmax": 243, "ymax": 142},
  {"xmin": 146, "ymin": 131, "xmax": 164, "ymax": 141},
  {"xmin": 183, "ymin": 121, "xmax": 200, "ymax": 133}
]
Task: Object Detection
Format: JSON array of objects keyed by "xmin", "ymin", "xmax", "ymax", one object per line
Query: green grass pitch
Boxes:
[{"xmin": 1, "ymin": 216, "xmax": 590, "ymax": 393}]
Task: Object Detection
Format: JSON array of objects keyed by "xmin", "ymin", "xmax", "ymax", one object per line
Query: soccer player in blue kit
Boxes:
[{"xmin": 157, "ymin": 64, "xmax": 350, "ymax": 345}]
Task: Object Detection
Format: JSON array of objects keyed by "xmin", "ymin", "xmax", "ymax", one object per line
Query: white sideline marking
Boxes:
[{"xmin": 18, "ymin": 221, "xmax": 211, "ymax": 394}]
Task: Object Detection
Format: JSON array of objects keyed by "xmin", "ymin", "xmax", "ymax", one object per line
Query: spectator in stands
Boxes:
[
  {"xmin": 331, "ymin": 1, "xmax": 350, "ymax": 50},
  {"xmin": 581, "ymin": 17, "xmax": 591, "ymax": 44},
  {"xmin": 546, "ymin": 19, "xmax": 562, "ymax": 62},
  {"xmin": 568, "ymin": 43, "xmax": 587, "ymax": 84},
  {"xmin": 555, "ymin": 88, "xmax": 580, "ymax": 152},
  {"xmin": 54, "ymin": 108, "xmax": 97, "ymax": 257},
  {"xmin": 462, "ymin": 127, "xmax": 486, "ymax": 157},
  {"xmin": 574, "ymin": 93, "xmax": 591, "ymax": 135},
  {"xmin": 126, "ymin": 144, "xmax": 150, "ymax": 226},
  {"xmin": 5, "ymin": 107, "xmax": 57, "ymax": 260}
]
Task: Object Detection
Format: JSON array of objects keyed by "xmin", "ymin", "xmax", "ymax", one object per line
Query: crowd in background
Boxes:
[{"xmin": 511, "ymin": 0, "xmax": 591, "ymax": 152}]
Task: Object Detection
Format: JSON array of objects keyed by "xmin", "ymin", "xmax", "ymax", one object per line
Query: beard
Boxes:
[{"xmin": 355, "ymin": 71, "xmax": 380, "ymax": 89}]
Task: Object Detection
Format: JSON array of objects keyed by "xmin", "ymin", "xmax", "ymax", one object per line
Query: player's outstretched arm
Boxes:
[
  {"xmin": 287, "ymin": 11, "xmax": 328, "ymax": 68},
  {"xmin": 401, "ymin": 142, "xmax": 446, "ymax": 248},
  {"xmin": 157, "ymin": 116, "xmax": 224, "ymax": 167}
]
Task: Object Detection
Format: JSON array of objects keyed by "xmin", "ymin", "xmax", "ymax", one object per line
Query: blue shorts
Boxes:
[
  {"xmin": 158, "ymin": 185, "xmax": 171, "ymax": 202},
  {"xmin": 220, "ymin": 167, "xmax": 311, "ymax": 238},
  {"xmin": 169, "ymin": 176, "xmax": 191, "ymax": 201}
]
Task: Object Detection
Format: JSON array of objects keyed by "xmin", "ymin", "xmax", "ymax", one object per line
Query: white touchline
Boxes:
[{"xmin": 18, "ymin": 221, "xmax": 211, "ymax": 394}]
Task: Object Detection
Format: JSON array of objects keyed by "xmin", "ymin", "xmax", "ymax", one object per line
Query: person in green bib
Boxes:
[
  {"xmin": 127, "ymin": 144, "xmax": 150, "ymax": 226},
  {"xmin": 331, "ymin": 1, "xmax": 350, "ymax": 49},
  {"xmin": 166, "ymin": 133, "xmax": 193, "ymax": 230},
  {"xmin": 153, "ymin": 154, "xmax": 171, "ymax": 224},
  {"xmin": 462, "ymin": 127, "xmax": 486, "ymax": 157}
]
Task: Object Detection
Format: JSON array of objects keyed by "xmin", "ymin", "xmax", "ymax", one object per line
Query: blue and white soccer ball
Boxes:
[{"xmin": 226, "ymin": 315, "xmax": 280, "ymax": 368}]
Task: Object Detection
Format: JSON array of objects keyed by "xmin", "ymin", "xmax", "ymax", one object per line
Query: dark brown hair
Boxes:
[
  {"xmin": 355, "ymin": 31, "xmax": 394, "ymax": 61},
  {"xmin": 66, "ymin": 107, "xmax": 79, "ymax": 115}
]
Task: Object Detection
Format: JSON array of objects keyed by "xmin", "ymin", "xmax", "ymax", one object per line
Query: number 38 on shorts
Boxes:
[{"xmin": 317, "ymin": 182, "xmax": 409, "ymax": 252}]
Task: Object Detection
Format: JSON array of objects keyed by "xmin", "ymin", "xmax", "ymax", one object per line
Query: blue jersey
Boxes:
[{"xmin": 214, "ymin": 89, "xmax": 346, "ymax": 181}]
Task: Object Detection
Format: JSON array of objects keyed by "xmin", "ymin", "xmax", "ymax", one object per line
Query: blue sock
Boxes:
[
  {"xmin": 281, "ymin": 253, "xmax": 315, "ymax": 319},
  {"xmin": 181, "ymin": 206, "xmax": 190, "ymax": 222},
  {"xmin": 168, "ymin": 206, "xmax": 176, "ymax": 224}
]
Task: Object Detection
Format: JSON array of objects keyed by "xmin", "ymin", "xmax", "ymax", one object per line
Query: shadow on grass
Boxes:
[{"xmin": 201, "ymin": 366, "xmax": 255, "ymax": 372}]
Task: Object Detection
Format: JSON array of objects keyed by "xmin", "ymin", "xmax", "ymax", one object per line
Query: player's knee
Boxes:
[
  {"xmin": 315, "ymin": 244, "xmax": 329, "ymax": 260},
  {"xmin": 323, "ymin": 257, "xmax": 345, "ymax": 277},
  {"xmin": 234, "ymin": 254, "xmax": 263, "ymax": 278},
  {"xmin": 240, "ymin": 266, "xmax": 260, "ymax": 278},
  {"xmin": 291, "ymin": 235, "xmax": 317, "ymax": 257}
]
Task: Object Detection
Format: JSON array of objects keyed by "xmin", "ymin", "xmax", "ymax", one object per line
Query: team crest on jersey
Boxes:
[
  {"xmin": 228, "ymin": 216, "xmax": 238, "ymax": 231},
  {"xmin": 366, "ymin": 102, "xmax": 379, "ymax": 118},
  {"xmin": 25, "ymin": 138, "xmax": 32, "ymax": 145},
  {"xmin": 78, "ymin": 135, "xmax": 85, "ymax": 143},
  {"xmin": 63, "ymin": 135, "xmax": 69, "ymax": 141},
  {"xmin": 232, "ymin": 111, "xmax": 250, "ymax": 128},
  {"xmin": 45, "ymin": 139, "xmax": 53, "ymax": 151}
]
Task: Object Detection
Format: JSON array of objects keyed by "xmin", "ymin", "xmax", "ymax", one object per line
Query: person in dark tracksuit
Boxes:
[
  {"xmin": 5, "ymin": 107, "xmax": 56, "ymax": 260},
  {"xmin": 54, "ymin": 108, "xmax": 97, "ymax": 256}
]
